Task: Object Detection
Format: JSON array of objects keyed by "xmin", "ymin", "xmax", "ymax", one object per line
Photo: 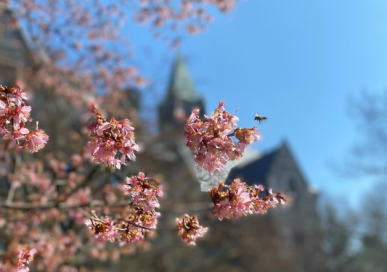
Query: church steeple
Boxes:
[
  {"xmin": 159, "ymin": 55, "xmax": 205, "ymax": 131},
  {"xmin": 168, "ymin": 54, "xmax": 197, "ymax": 102}
]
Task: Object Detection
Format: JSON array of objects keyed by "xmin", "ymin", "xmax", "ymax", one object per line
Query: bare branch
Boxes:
[{"xmin": 5, "ymin": 155, "xmax": 21, "ymax": 205}]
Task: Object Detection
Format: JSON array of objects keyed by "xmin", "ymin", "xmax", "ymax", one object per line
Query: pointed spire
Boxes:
[
  {"xmin": 167, "ymin": 54, "xmax": 199, "ymax": 102},
  {"xmin": 158, "ymin": 54, "xmax": 205, "ymax": 132}
]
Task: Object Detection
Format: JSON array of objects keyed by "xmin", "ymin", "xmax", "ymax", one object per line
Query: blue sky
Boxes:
[{"xmin": 127, "ymin": 0, "xmax": 387, "ymax": 207}]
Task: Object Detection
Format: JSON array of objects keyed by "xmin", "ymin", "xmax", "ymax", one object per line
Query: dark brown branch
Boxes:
[
  {"xmin": 0, "ymin": 200, "xmax": 214, "ymax": 216},
  {"xmin": 123, "ymin": 220, "xmax": 155, "ymax": 231}
]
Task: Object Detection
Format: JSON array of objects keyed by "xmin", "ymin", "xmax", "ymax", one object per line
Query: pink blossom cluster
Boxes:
[
  {"xmin": 0, "ymin": 85, "xmax": 48, "ymax": 152},
  {"xmin": 85, "ymin": 173, "xmax": 163, "ymax": 244},
  {"xmin": 18, "ymin": 248, "xmax": 37, "ymax": 272},
  {"xmin": 122, "ymin": 172, "xmax": 163, "ymax": 242},
  {"xmin": 209, "ymin": 179, "xmax": 286, "ymax": 220},
  {"xmin": 84, "ymin": 210, "xmax": 159, "ymax": 244},
  {"xmin": 134, "ymin": 0, "xmax": 241, "ymax": 37},
  {"xmin": 85, "ymin": 217, "xmax": 118, "ymax": 242},
  {"xmin": 176, "ymin": 214, "xmax": 208, "ymax": 245},
  {"xmin": 0, "ymin": 156, "xmax": 116, "ymax": 271},
  {"xmin": 87, "ymin": 106, "xmax": 139, "ymax": 169},
  {"xmin": 124, "ymin": 172, "xmax": 163, "ymax": 211},
  {"xmin": 185, "ymin": 101, "xmax": 260, "ymax": 174}
]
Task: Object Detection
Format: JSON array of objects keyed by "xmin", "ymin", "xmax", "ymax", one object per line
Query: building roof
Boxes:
[
  {"xmin": 166, "ymin": 54, "xmax": 201, "ymax": 103},
  {"xmin": 159, "ymin": 54, "xmax": 205, "ymax": 129},
  {"xmin": 228, "ymin": 146, "xmax": 280, "ymax": 186}
]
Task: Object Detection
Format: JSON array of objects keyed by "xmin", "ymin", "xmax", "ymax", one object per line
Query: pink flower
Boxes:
[
  {"xmin": 0, "ymin": 85, "xmax": 48, "ymax": 152},
  {"xmin": 123, "ymin": 172, "xmax": 163, "ymax": 211},
  {"xmin": 0, "ymin": 100, "xmax": 6, "ymax": 117},
  {"xmin": 85, "ymin": 174, "xmax": 162, "ymax": 244},
  {"xmin": 23, "ymin": 129, "xmax": 49, "ymax": 153},
  {"xmin": 128, "ymin": 207, "xmax": 160, "ymax": 230},
  {"xmin": 7, "ymin": 85, "xmax": 28, "ymax": 106},
  {"xmin": 121, "ymin": 224, "xmax": 146, "ymax": 243},
  {"xmin": 87, "ymin": 107, "xmax": 138, "ymax": 168},
  {"xmin": 3, "ymin": 126, "xmax": 30, "ymax": 142},
  {"xmin": 8, "ymin": 103, "xmax": 31, "ymax": 125},
  {"xmin": 18, "ymin": 248, "xmax": 37, "ymax": 272},
  {"xmin": 85, "ymin": 212, "xmax": 156, "ymax": 244},
  {"xmin": 176, "ymin": 214, "xmax": 208, "ymax": 245},
  {"xmin": 209, "ymin": 179, "xmax": 286, "ymax": 220},
  {"xmin": 234, "ymin": 127, "xmax": 260, "ymax": 144},
  {"xmin": 185, "ymin": 101, "xmax": 260, "ymax": 174},
  {"xmin": 85, "ymin": 217, "xmax": 118, "ymax": 242}
]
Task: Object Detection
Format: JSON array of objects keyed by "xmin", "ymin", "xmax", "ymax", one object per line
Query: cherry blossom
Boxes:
[
  {"xmin": 0, "ymin": 85, "xmax": 48, "ymax": 152},
  {"xmin": 21, "ymin": 126, "xmax": 49, "ymax": 153},
  {"xmin": 87, "ymin": 106, "xmax": 139, "ymax": 169},
  {"xmin": 185, "ymin": 101, "xmax": 260, "ymax": 174},
  {"xmin": 0, "ymin": 81, "xmax": 286, "ymax": 270},
  {"xmin": 209, "ymin": 179, "xmax": 286, "ymax": 220},
  {"xmin": 85, "ymin": 217, "xmax": 118, "ymax": 242},
  {"xmin": 176, "ymin": 214, "xmax": 208, "ymax": 245},
  {"xmin": 18, "ymin": 248, "xmax": 36, "ymax": 272},
  {"xmin": 85, "ymin": 173, "xmax": 163, "ymax": 244},
  {"xmin": 124, "ymin": 172, "xmax": 163, "ymax": 211},
  {"xmin": 0, "ymin": 0, "xmax": 294, "ymax": 268}
]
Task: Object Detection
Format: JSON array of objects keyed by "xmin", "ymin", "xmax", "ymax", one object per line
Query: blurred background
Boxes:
[{"xmin": 1, "ymin": 0, "xmax": 387, "ymax": 271}]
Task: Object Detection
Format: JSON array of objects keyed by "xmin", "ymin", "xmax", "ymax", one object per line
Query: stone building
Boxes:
[
  {"xmin": 0, "ymin": 4, "xmax": 326, "ymax": 269},
  {"xmin": 117, "ymin": 56, "xmax": 326, "ymax": 272}
]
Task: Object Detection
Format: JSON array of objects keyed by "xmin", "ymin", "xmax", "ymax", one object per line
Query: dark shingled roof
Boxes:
[{"xmin": 227, "ymin": 147, "xmax": 280, "ymax": 186}]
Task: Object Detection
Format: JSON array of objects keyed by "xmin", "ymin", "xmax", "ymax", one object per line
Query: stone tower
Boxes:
[{"xmin": 159, "ymin": 54, "xmax": 205, "ymax": 132}]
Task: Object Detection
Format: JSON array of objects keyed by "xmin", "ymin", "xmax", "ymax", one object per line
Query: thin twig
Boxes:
[{"xmin": 5, "ymin": 155, "xmax": 20, "ymax": 205}]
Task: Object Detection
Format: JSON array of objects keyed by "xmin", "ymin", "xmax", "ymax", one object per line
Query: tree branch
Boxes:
[{"xmin": 5, "ymin": 154, "xmax": 20, "ymax": 205}]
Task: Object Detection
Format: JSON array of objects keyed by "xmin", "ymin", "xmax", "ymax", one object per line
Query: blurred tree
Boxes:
[
  {"xmin": 323, "ymin": 91, "xmax": 387, "ymax": 272},
  {"xmin": 345, "ymin": 92, "xmax": 387, "ymax": 176}
]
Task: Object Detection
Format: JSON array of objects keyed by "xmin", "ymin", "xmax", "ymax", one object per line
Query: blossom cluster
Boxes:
[
  {"xmin": 85, "ymin": 216, "xmax": 118, "ymax": 242},
  {"xmin": 124, "ymin": 172, "xmax": 163, "ymax": 211},
  {"xmin": 176, "ymin": 214, "xmax": 208, "ymax": 245},
  {"xmin": 0, "ymin": 156, "xmax": 118, "ymax": 271},
  {"xmin": 0, "ymin": 85, "xmax": 48, "ymax": 152},
  {"xmin": 18, "ymin": 248, "xmax": 37, "ymax": 272},
  {"xmin": 209, "ymin": 179, "xmax": 286, "ymax": 220},
  {"xmin": 85, "ymin": 173, "xmax": 163, "ymax": 244},
  {"xmin": 134, "ymin": 0, "xmax": 242, "ymax": 39},
  {"xmin": 87, "ymin": 106, "xmax": 139, "ymax": 169},
  {"xmin": 185, "ymin": 101, "xmax": 260, "ymax": 174},
  {"xmin": 123, "ymin": 172, "xmax": 163, "ymax": 241}
]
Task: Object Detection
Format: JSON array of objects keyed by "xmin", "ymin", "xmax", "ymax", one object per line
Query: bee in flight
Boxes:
[{"xmin": 254, "ymin": 114, "xmax": 267, "ymax": 123}]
